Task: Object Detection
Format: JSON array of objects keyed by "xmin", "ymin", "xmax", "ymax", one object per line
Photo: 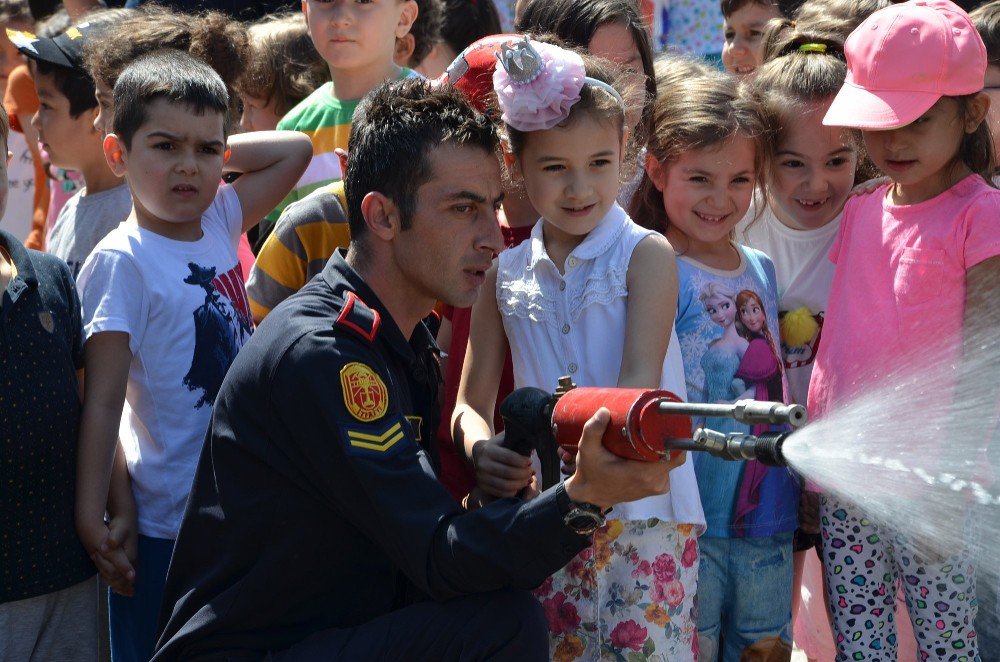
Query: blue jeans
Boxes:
[
  {"xmin": 108, "ymin": 534, "xmax": 174, "ymax": 662},
  {"xmin": 696, "ymin": 533, "xmax": 793, "ymax": 662}
]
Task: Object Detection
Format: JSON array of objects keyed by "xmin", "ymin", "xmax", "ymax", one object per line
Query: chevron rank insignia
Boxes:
[{"xmin": 345, "ymin": 418, "xmax": 407, "ymax": 454}]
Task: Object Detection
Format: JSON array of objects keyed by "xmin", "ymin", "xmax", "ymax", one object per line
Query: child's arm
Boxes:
[
  {"xmin": 224, "ymin": 131, "xmax": 313, "ymax": 235},
  {"xmin": 618, "ymin": 234, "xmax": 679, "ymax": 388},
  {"xmin": 452, "ymin": 264, "xmax": 533, "ymax": 498},
  {"xmin": 75, "ymin": 331, "xmax": 135, "ymax": 584}
]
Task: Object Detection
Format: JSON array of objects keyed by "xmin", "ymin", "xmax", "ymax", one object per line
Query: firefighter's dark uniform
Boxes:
[{"xmin": 154, "ymin": 251, "xmax": 590, "ymax": 661}]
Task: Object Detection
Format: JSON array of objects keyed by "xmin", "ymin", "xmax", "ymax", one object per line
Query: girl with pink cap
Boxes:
[
  {"xmin": 453, "ymin": 37, "xmax": 704, "ymax": 660},
  {"xmin": 812, "ymin": 0, "xmax": 999, "ymax": 658}
]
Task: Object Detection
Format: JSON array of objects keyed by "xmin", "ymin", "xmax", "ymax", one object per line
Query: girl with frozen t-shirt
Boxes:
[
  {"xmin": 631, "ymin": 66, "xmax": 800, "ymax": 660},
  {"xmin": 454, "ymin": 39, "xmax": 703, "ymax": 660}
]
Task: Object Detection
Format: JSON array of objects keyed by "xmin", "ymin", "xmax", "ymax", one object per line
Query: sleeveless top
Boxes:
[{"xmin": 496, "ymin": 203, "xmax": 704, "ymax": 526}]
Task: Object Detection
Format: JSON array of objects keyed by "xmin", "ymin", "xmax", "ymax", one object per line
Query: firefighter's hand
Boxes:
[
  {"xmin": 471, "ymin": 436, "xmax": 535, "ymax": 499},
  {"xmin": 564, "ymin": 408, "xmax": 679, "ymax": 512}
]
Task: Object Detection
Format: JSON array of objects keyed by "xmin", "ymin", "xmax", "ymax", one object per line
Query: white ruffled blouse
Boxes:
[{"xmin": 496, "ymin": 203, "xmax": 705, "ymax": 526}]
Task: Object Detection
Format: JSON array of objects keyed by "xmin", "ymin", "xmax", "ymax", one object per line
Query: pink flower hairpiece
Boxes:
[{"xmin": 493, "ymin": 36, "xmax": 623, "ymax": 132}]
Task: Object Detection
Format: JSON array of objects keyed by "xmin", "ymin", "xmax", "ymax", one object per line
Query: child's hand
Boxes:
[
  {"xmin": 559, "ymin": 447, "xmax": 577, "ymax": 477},
  {"xmin": 471, "ymin": 436, "xmax": 534, "ymax": 498},
  {"xmin": 798, "ymin": 490, "xmax": 821, "ymax": 535},
  {"xmin": 849, "ymin": 176, "xmax": 890, "ymax": 197},
  {"xmin": 78, "ymin": 519, "xmax": 136, "ymax": 596}
]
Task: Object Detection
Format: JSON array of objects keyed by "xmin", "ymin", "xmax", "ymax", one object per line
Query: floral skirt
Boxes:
[{"xmin": 533, "ymin": 518, "xmax": 700, "ymax": 661}]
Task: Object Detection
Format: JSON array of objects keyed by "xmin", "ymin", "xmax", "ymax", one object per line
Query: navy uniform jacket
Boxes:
[{"xmin": 154, "ymin": 251, "xmax": 589, "ymax": 661}]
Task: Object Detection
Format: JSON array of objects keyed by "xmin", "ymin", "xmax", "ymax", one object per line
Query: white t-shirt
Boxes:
[
  {"xmin": 2, "ymin": 131, "xmax": 36, "ymax": 244},
  {"xmin": 739, "ymin": 205, "xmax": 840, "ymax": 405},
  {"xmin": 497, "ymin": 203, "xmax": 704, "ymax": 526},
  {"xmin": 48, "ymin": 184, "xmax": 133, "ymax": 277},
  {"xmin": 77, "ymin": 185, "xmax": 252, "ymax": 539}
]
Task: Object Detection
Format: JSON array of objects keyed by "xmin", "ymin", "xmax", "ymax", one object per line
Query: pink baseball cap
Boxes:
[{"xmin": 823, "ymin": 0, "xmax": 986, "ymax": 130}]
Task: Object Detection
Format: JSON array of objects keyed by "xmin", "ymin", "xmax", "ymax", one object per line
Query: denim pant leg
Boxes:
[
  {"xmin": 726, "ymin": 533, "xmax": 794, "ymax": 660},
  {"xmin": 109, "ymin": 534, "xmax": 174, "ymax": 662},
  {"xmin": 696, "ymin": 537, "xmax": 729, "ymax": 662}
]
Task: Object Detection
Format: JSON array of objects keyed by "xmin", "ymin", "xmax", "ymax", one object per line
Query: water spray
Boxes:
[{"xmin": 498, "ymin": 377, "xmax": 805, "ymax": 489}]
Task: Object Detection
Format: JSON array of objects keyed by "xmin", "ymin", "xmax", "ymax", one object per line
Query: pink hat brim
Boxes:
[{"xmin": 822, "ymin": 80, "xmax": 942, "ymax": 130}]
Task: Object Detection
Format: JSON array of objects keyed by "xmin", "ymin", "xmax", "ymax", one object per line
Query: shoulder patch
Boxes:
[
  {"xmin": 336, "ymin": 291, "xmax": 380, "ymax": 343},
  {"xmin": 340, "ymin": 361, "xmax": 389, "ymax": 422}
]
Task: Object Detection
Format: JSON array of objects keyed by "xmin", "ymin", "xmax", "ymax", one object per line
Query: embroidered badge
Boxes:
[
  {"xmin": 340, "ymin": 362, "xmax": 388, "ymax": 422},
  {"xmin": 346, "ymin": 420, "xmax": 405, "ymax": 452},
  {"xmin": 38, "ymin": 311, "xmax": 55, "ymax": 334}
]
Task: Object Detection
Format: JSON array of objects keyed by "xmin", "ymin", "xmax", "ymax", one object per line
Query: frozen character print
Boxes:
[
  {"xmin": 734, "ymin": 289, "xmax": 783, "ymax": 405},
  {"xmin": 698, "ymin": 282, "xmax": 748, "ymax": 433}
]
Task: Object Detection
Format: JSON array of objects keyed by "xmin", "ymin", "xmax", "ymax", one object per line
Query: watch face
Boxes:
[{"xmin": 566, "ymin": 510, "xmax": 604, "ymax": 535}]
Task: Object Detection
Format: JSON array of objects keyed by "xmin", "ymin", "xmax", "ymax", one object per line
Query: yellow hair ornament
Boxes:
[
  {"xmin": 780, "ymin": 306, "xmax": 820, "ymax": 348},
  {"xmin": 798, "ymin": 43, "xmax": 827, "ymax": 54}
]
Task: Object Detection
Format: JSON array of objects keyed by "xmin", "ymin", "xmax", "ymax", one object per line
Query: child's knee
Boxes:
[
  {"xmin": 697, "ymin": 632, "xmax": 719, "ymax": 662},
  {"xmin": 738, "ymin": 635, "xmax": 792, "ymax": 661}
]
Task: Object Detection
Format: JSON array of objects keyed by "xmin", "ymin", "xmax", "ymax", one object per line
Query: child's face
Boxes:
[
  {"xmin": 0, "ymin": 20, "xmax": 29, "ymax": 91},
  {"xmin": 31, "ymin": 70, "xmax": 99, "ymax": 170},
  {"xmin": 510, "ymin": 113, "xmax": 624, "ymax": 241},
  {"xmin": 722, "ymin": 2, "xmax": 782, "ymax": 78},
  {"xmin": 983, "ymin": 64, "xmax": 1000, "ymax": 163},
  {"xmin": 862, "ymin": 96, "xmax": 981, "ymax": 204},
  {"xmin": 303, "ymin": 0, "xmax": 417, "ymax": 76},
  {"xmin": 740, "ymin": 298, "xmax": 764, "ymax": 333},
  {"xmin": 648, "ymin": 134, "xmax": 756, "ymax": 253},
  {"xmin": 240, "ymin": 95, "xmax": 284, "ymax": 133},
  {"xmin": 93, "ymin": 79, "xmax": 114, "ymax": 136},
  {"xmin": 588, "ymin": 21, "xmax": 645, "ymax": 135},
  {"xmin": 112, "ymin": 98, "xmax": 226, "ymax": 238},
  {"xmin": 770, "ymin": 101, "xmax": 857, "ymax": 231}
]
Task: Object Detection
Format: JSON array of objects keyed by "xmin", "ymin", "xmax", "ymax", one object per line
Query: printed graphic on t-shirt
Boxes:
[
  {"xmin": 677, "ymin": 257, "xmax": 797, "ymax": 538},
  {"xmin": 182, "ymin": 262, "xmax": 252, "ymax": 408},
  {"xmin": 780, "ymin": 310, "xmax": 825, "ymax": 371},
  {"xmin": 680, "ymin": 271, "xmax": 784, "ymax": 411}
]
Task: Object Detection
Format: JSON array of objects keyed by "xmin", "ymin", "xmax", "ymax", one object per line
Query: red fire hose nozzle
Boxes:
[{"xmin": 498, "ymin": 381, "xmax": 805, "ymax": 489}]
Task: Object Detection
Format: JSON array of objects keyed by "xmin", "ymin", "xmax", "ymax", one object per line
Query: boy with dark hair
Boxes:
[
  {"xmin": 8, "ymin": 18, "xmax": 129, "ymax": 276},
  {"xmin": 155, "ymin": 77, "xmax": 677, "ymax": 662},
  {"xmin": 721, "ymin": 0, "xmax": 799, "ymax": 78},
  {"xmin": 256, "ymin": 0, "xmax": 419, "ymax": 249},
  {"xmin": 74, "ymin": 49, "xmax": 311, "ymax": 662},
  {"xmin": 416, "ymin": 0, "xmax": 502, "ymax": 78},
  {"xmin": 0, "ymin": 101, "xmax": 100, "ymax": 661},
  {"xmin": 394, "ymin": 0, "xmax": 443, "ymax": 70}
]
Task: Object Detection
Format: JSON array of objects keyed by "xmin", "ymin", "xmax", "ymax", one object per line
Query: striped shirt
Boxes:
[{"xmin": 248, "ymin": 182, "xmax": 350, "ymax": 323}]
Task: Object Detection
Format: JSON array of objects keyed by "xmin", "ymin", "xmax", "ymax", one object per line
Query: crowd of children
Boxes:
[{"xmin": 1, "ymin": 0, "xmax": 998, "ymax": 660}]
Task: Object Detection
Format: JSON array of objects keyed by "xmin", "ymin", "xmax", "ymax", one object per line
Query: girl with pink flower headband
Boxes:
[{"xmin": 453, "ymin": 37, "xmax": 705, "ymax": 661}]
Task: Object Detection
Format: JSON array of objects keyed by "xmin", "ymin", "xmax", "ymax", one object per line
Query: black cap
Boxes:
[{"xmin": 6, "ymin": 22, "xmax": 99, "ymax": 72}]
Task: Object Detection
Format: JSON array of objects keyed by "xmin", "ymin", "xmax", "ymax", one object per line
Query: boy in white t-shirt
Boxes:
[{"xmin": 74, "ymin": 50, "xmax": 311, "ymax": 662}]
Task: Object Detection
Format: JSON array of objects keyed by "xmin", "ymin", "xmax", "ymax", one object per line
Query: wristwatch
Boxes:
[{"xmin": 555, "ymin": 483, "xmax": 607, "ymax": 536}]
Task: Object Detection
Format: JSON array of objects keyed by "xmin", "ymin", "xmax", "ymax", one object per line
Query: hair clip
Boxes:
[
  {"xmin": 798, "ymin": 43, "xmax": 827, "ymax": 53},
  {"xmin": 493, "ymin": 36, "xmax": 624, "ymax": 133},
  {"xmin": 497, "ymin": 36, "xmax": 544, "ymax": 85}
]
